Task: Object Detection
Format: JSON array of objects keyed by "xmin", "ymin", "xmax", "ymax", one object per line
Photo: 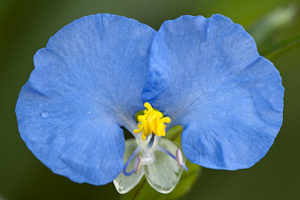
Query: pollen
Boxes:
[{"xmin": 134, "ymin": 102, "xmax": 171, "ymax": 141}]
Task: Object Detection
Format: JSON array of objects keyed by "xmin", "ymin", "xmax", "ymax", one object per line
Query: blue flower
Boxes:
[
  {"xmin": 15, "ymin": 13, "xmax": 284, "ymax": 194},
  {"xmin": 143, "ymin": 14, "xmax": 284, "ymax": 171},
  {"xmin": 15, "ymin": 13, "xmax": 155, "ymax": 186}
]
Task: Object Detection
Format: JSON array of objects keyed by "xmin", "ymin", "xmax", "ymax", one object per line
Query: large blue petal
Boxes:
[
  {"xmin": 15, "ymin": 14, "xmax": 155, "ymax": 185},
  {"xmin": 142, "ymin": 14, "xmax": 284, "ymax": 170}
]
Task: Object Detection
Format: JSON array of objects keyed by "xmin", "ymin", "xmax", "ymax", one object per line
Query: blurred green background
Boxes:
[{"xmin": 1, "ymin": 0, "xmax": 299, "ymax": 199}]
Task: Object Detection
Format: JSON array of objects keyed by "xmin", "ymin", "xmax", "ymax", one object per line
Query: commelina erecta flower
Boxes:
[{"xmin": 15, "ymin": 13, "xmax": 284, "ymax": 194}]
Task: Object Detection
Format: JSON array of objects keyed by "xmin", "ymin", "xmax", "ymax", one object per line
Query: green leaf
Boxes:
[
  {"xmin": 121, "ymin": 161, "xmax": 201, "ymax": 200},
  {"xmin": 247, "ymin": 3, "xmax": 298, "ymax": 47},
  {"xmin": 261, "ymin": 33, "xmax": 300, "ymax": 60},
  {"xmin": 164, "ymin": 125, "xmax": 183, "ymax": 142}
]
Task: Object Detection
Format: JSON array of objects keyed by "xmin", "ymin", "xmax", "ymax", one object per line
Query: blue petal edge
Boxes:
[
  {"xmin": 142, "ymin": 14, "xmax": 284, "ymax": 170},
  {"xmin": 15, "ymin": 13, "xmax": 156, "ymax": 184}
]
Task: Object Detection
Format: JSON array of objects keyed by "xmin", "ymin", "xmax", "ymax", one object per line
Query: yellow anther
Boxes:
[
  {"xmin": 134, "ymin": 102, "xmax": 171, "ymax": 141},
  {"xmin": 144, "ymin": 102, "xmax": 153, "ymax": 111},
  {"xmin": 160, "ymin": 117, "xmax": 171, "ymax": 123}
]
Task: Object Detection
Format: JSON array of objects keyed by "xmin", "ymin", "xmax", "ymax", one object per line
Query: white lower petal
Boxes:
[
  {"xmin": 144, "ymin": 138, "xmax": 186, "ymax": 194},
  {"xmin": 113, "ymin": 139, "xmax": 145, "ymax": 194}
]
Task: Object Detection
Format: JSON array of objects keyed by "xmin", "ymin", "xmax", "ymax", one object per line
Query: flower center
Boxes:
[
  {"xmin": 133, "ymin": 102, "xmax": 171, "ymax": 141},
  {"xmin": 121, "ymin": 102, "xmax": 188, "ymax": 176}
]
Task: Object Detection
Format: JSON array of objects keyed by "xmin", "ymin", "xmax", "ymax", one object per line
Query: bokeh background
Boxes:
[{"xmin": 1, "ymin": 0, "xmax": 299, "ymax": 199}]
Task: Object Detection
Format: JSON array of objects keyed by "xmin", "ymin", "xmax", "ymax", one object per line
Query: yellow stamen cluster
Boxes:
[{"xmin": 133, "ymin": 102, "xmax": 171, "ymax": 141}]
